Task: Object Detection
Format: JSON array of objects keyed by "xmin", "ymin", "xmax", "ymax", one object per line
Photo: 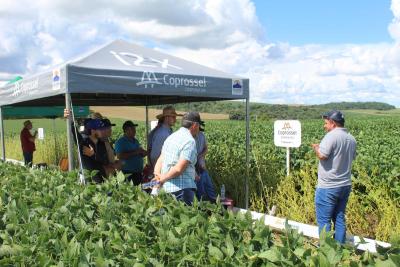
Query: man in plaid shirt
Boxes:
[{"xmin": 153, "ymin": 112, "xmax": 202, "ymax": 205}]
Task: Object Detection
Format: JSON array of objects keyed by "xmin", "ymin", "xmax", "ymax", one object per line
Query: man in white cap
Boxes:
[{"xmin": 148, "ymin": 106, "xmax": 182, "ymax": 167}]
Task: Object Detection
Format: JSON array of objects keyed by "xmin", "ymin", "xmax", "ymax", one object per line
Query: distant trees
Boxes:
[
  {"xmin": 154, "ymin": 101, "xmax": 395, "ymax": 121},
  {"xmin": 310, "ymin": 102, "xmax": 395, "ymax": 110}
]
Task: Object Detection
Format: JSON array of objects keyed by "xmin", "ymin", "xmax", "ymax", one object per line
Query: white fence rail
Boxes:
[{"xmin": 232, "ymin": 207, "xmax": 391, "ymax": 253}]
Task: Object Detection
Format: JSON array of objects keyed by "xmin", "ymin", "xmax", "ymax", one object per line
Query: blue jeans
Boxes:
[
  {"xmin": 195, "ymin": 170, "xmax": 217, "ymax": 201},
  {"xmin": 172, "ymin": 188, "xmax": 195, "ymax": 206},
  {"xmin": 23, "ymin": 152, "xmax": 33, "ymax": 167},
  {"xmin": 315, "ymin": 185, "xmax": 351, "ymax": 243}
]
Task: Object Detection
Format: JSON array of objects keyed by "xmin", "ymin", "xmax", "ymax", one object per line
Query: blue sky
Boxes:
[
  {"xmin": 0, "ymin": 0, "xmax": 399, "ymax": 106},
  {"xmin": 254, "ymin": 0, "xmax": 393, "ymax": 44}
]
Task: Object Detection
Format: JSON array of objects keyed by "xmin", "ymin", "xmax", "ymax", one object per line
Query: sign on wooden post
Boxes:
[{"xmin": 274, "ymin": 120, "xmax": 301, "ymax": 176}]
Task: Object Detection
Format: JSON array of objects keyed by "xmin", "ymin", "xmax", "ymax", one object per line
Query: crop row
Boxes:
[{"xmin": 0, "ymin": 162, "xmax": 399, "ymax": 265}]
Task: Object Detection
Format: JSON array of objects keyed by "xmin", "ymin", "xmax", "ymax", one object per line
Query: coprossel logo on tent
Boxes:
[
  {"xmin": 137, "ymin": 71, "xmax": 208, "ymax": 89},
  {"xmin": 137, "ymin": 71, "xmax": 162, "ymax": 88}
]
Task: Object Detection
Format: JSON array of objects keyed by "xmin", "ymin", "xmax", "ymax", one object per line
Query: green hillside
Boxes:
[{"xmin": 157, "ymin": 101, "xmax": 398, "ymax": 120}]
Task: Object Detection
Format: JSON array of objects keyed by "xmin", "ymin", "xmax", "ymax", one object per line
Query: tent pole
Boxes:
[
  {"xmin": 53, "ymin": 117, "xmax": 58, "ymax": 165},
  {"xmin": 245, "ymin": 97, "xmax": 250, "ymax": 209},
  {"xmin": 145, "ymin": 99, "xmax": 149, "ymax": 148},
  {"xmin": 146, "ymin": 104, "xmax": 149, "ymax": 142},
  {"xmin": 0, "ymin": 106, "xmax": 5, "ymax": 161},
  {"xmin": 65, "ymin": 93, "xmax": 74, "ymax": 170}
]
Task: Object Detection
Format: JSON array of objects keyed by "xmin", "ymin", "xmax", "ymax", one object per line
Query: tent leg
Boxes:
[
  {"xmin": 145, "ymin": 104, "xmax": 149, "ymax": 148},
  {"xmin": 65, "ymin": 93, "xmax": 74, "ymax": 170},
  {"xmin": 0, "ymin": 106, "xmax": 5, "ymax": 161},
  {"xmin": 245, "ymin": 97, "xmax": 250, "ymax": 209},
  {"xmin": 53, "ymin": 118, "xmax": 58, "ymax": 165}
]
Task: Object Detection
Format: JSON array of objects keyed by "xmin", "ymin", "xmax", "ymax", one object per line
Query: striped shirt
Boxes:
[{"xmin": 161, "ymin": 127, "xmax": 197, "ymax": 193}]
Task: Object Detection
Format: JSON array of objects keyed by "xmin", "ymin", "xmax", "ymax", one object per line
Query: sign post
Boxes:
[
  {"xmin": 274, "ymin": 120, "xmax": 301, "ymax": 176},
  {"xmin": 286, "ymin": 147, "xmax": 290, "ymax": 176}
]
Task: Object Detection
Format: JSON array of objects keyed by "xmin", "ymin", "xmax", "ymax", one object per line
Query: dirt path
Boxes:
[{"xmin": 91, "ymin": 106, "xmax": 229, "ymax": 121}]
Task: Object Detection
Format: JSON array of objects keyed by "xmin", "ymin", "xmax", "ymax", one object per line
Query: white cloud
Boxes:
[
  {"xmin": 0, "ymin": 0, "xmax": 399, "ymax": 107},
  {"xmin": 169, "ymin": 39, "xmax": 400, "ymax": 106},
  {"xmin": 389, "ymin": 0, "xmax": 400, "ymax": 42},
  {"xmin": 0, "ymin": 0, "xmax": 264, "ymax": 74}
]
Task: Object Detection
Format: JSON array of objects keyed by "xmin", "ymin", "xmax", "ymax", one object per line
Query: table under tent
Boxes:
[{"xmin": 0, "ymin": 39, "xmax": 250, "ymax": 207}]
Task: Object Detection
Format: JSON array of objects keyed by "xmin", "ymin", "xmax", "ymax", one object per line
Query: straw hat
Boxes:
[{"xmin": 156, "ymin": 106, "xmax": 183, "ymax": 119}]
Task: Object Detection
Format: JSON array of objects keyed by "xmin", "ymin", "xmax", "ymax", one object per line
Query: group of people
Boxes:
[
  {"xmin": 63, "ymin": 106, "xmax": 216, "ymax": 204},
  {"xmin": 20, "ymin": 107, "xmax": 357, "ymax": 244}
]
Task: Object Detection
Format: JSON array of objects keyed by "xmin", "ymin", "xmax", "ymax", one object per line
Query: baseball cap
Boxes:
[
  {"xmin": 122, "ymin": 120, "xmax": 138, "ymax": 131},
  {"xmin": 102, "ymin": 118, "xmax": 116, "ymax": 127},
  {"xmin": 182, "ymin": 111, "xmax": 204, "ymax": 125},
  {"xmin": 322, "ymin": 110, "xmax": 345, "ymax": 124},
  {"xmin": 85, "ymin": 119, "xmax": 107, "ymax": 130}
]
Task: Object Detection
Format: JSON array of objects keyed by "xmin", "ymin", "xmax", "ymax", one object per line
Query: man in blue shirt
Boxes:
[
  {"xmin": 153, "ymin": 112, "xmax": 201, "ymax": 205},
  {"xmin": 312, "ymin": 110, "xmax": 357, "ymax": 243},
  {"xmin": 115, "ymin": 121, "xmax": 147, "ymax": 185}
]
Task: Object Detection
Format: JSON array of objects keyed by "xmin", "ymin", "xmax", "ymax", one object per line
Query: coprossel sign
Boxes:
[{"xmin": 274, "ymin": 120, "xmax": 302, "ymax": 148}]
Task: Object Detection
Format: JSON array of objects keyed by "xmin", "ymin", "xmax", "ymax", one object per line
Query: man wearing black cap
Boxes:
[
  {"xmin": 81, "ymin": 119, "xmax": 115, "ymax": 183},
  {"xmin": 101, "ymin": 118, "xmax": 118, "ymax": 164},
  {"xmin": 115, "ymin": 121, "xmax": 147, "ymax": 185},
  {"xmin": 153, "ymin": 111, "xmax": 201, "ymax": 205},
  {"xmin": 311, "ymin": 110, "xmax": 357, "ymax": 244}
]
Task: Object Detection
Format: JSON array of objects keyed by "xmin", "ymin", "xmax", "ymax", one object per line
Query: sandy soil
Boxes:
[{"xmin": 91, "ymin": 106, "xmax": 229, "ymax": 121}]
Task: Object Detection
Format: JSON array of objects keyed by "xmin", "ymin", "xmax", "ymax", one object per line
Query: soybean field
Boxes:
[
  {"xmin": 205, "ymin": 117, "xmax": 400, "ymax": 242},
  {"xmin": 0, "ymin": 163, "xmax": 399, "ymax": 265},
  {"xmin": 2, "ymin": 114, "xmax": 400, "ymax": 242}
]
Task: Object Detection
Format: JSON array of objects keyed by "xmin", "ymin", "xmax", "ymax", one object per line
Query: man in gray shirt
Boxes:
[
  {"xmin": 312, "ymin": 110, "xmax": 357, "ymax": 244},
  {"xmin": 195, "ymin": 123, "xmax": 217, "ymax": 202},
  {"xmin": 148, "ymin": 106, "xmax": 182, "ymax": 167}
]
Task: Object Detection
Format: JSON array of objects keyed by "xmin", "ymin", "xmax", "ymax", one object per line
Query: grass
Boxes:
[{"xmin": 2, "ymin": 118, "xmax": 148, "ymax": 165}]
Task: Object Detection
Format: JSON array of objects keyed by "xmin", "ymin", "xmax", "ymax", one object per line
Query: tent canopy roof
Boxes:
[{"xmin": 0, "ymin": 40, "xmax": 249, "ymax": 107}]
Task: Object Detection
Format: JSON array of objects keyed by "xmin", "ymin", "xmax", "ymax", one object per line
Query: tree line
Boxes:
[{"xmin": 153, "ymin": 101, "xmax": 396, "ymax": 121}]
